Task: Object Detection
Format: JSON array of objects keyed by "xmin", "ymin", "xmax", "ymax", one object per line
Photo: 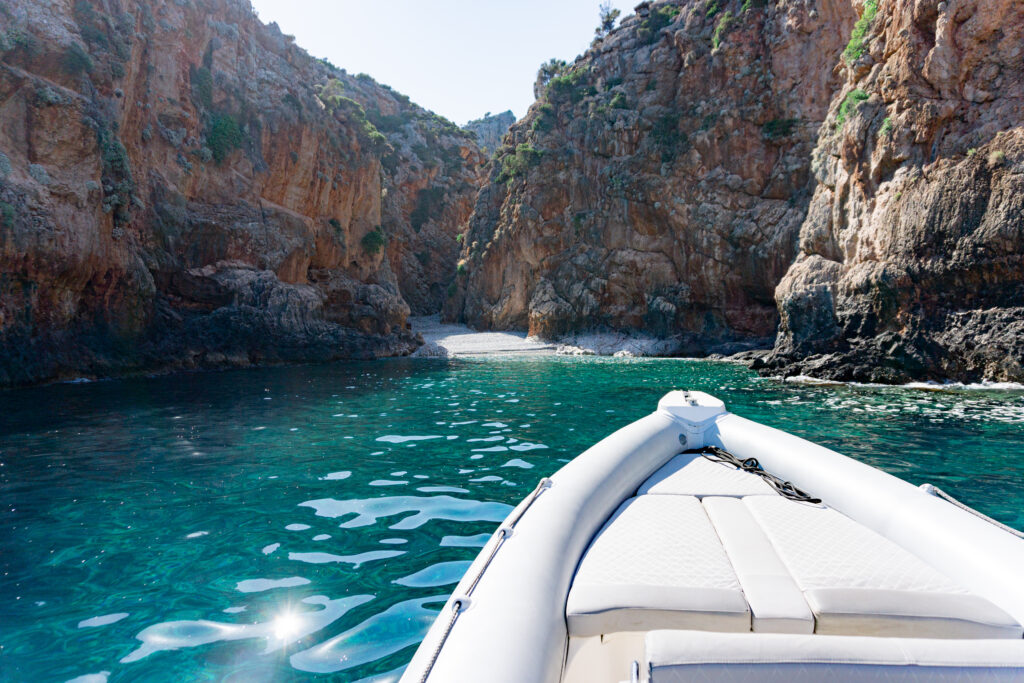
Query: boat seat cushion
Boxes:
[
  {"xmin": 745, "ymin": 495, "xmax": 1023, "ymax": 639},
  {"xmin": 638, "ymin": 453, "xmax": 775, "ymax": 497},
  {"xmin": 566, "ymin": 495, "xmax": 750, "ymax": 637},
  {"xmin": 702, "ymin": 497, "xmax": 814, "ymax": 633},
  {"xmin": 645, "ymin": 629, "xmax": 1024, "ymax": 682}
]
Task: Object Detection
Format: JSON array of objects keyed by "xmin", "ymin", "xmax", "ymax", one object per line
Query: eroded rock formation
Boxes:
[
  {"xmin": 464, "ymin": 110, "xmax": 515, "ymax": 155},
  {"xmin": 452, "ymin": 0, "xmax": 1022, "ymax": 381},
  {"xmin": 449, "ymin": 0, "xmax": 858, "ymax": 354},
  {"xmin": 0, "ymin": 0, "xmax": 481, "ymax": 385},
  {"xmin": 760, "ymin": 0, "xmax": 1024, "ymax": 383}
]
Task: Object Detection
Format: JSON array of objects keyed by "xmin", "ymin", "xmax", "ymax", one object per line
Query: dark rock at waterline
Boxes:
[
  {"xmin": 756, "ymin": 0, "xmax": 1024, "ymax": 384},
  {"xmin": 0, "ymin": 0, "xmax": 477, "ymax": 386}
]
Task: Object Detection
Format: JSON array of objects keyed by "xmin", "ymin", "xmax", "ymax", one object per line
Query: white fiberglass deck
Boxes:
[{"xmin": 562, "ymin": 452, "xmax": 1022, "ymax": 683}]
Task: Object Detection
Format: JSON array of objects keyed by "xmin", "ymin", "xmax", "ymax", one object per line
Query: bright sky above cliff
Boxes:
[{"xmin": 249, "ymin": 0, "xmax": 636, "ymax": 125}]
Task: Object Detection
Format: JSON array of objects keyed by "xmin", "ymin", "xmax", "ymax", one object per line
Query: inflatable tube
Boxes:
[{"xmin": 401, "ymin": 411, "xmax": 686, "ymax": 683}]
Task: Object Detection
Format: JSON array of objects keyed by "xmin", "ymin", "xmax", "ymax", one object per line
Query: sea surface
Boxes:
[{"xmin": 2, "ymin": 357, "xmax": 1023, "ymax": 682}]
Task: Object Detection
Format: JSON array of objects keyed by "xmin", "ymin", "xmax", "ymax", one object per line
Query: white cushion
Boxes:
[
  {"xmin": 566, "ymin": 495, "xmax": 749, "ymax": 637},
  {"xmin": 646, "ymin": 630, "xmax": 1024, "ymax": 683},
  {"xmin": 702, "ymin": 497, "xmax": 814, "ymax": 633},
  {"xmin": 638, "ymin": 453, "xmax": 775, "ymax": 497},
  {"xmin": 745, "ymin": 496, "xmax": 1023, "ymax": 638}
]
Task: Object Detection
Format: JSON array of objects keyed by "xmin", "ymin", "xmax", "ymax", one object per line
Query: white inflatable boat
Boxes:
[{"xmin": 400, "ymin": 391, "xmax": 1024, "ymax": 682}]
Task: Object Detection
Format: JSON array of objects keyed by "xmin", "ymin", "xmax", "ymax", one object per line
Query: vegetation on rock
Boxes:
[
  {"xmin": 843, "ymin": 0, "xmax": 878, "ymax": 63},
  {"xmin": 361, "ymin": 227, "xmax": 387, "ymax": 254}
]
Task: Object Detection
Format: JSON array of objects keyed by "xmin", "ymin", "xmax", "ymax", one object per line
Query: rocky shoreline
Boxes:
[
  {"xmin": 446, "ymin": 0, "xmax": 1024, "ymax": 385},
  {"xmin": 2, "ymin": 0, "xmax": 1021, "ymax": 387}
]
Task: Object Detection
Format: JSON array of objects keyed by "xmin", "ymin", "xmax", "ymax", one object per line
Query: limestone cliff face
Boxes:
[
  {"xmin": 464, "ymin": 110, "xmax": 515, "ymax": 154},
  {"xmin": 760, "ymin": 0, "xmax": 1024, "ymax": 383},
  {"xmin": 0, "ymin": 0, "xmax": 480, "ymax": 385},
  {"xmin": 450, "ymin": 0, "xmax": 857, "ymax": 353}
]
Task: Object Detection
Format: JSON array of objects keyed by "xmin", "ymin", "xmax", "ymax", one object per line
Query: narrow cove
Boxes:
[{"xmin": 2, "ymin": 357, "xmax": 1022, "ymax": 681}]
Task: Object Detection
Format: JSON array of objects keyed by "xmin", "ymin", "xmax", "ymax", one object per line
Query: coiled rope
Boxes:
[
  {"xmin": 697, "ymin": 445, "xmax": 821, "ymax": 504},
  {"xmin": 920, "ymin": 483, "xmax": 1024, "ymax": 539},
  {"xmin": 416, "ymin": 477, "xmax": 553, "ymax": 683}
]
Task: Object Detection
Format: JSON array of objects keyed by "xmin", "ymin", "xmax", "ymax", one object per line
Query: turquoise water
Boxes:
[{"xmin": 2, "ymin": 357, "xmax": 1023, "ymax": 682}]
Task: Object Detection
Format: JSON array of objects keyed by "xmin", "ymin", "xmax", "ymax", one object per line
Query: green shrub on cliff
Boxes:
[
  {"xmin": 843, "ymin": 0, "xmax": 878, "ymax": 62},
  {"xmin": 498, "ymin": 143, "xmax": 544, "ymax": 184},
  {"xmin": 361, "ymin": 227, "xmax": 386, "ymax": 254},
  {"xmin": 208, "ymin": 113, "xmax": 244, "ymax": 163},
  {"xmin": 836, "ymin": 89, "xmax": 869, "ymax": 126},
  {"xmin": 712, "ymin": 11, "xmax": 734, "ymax": 49},
  {"xmin": 547, "ymin": 67, "xmax": 595, "ymax": 104},
  {"xmin": 762, "ymin": 118, "xmax": 798, "ymax": 139},
  {"xmin": 411, "ymin": 186, "xmax": 445, "ymax": 232},
  {"xmin": 878, "ymin": 116, "xmax": 893, "ymax": 139},
  {"xmin": 638, "ymin": 4, "xmax": 680, "ymax": 44},
  {"xmin": 0, "ymin": 202, "xmax": 15, "ymax": 229},
  {"xmin": 191, "ymin": 66, "xmax": 214, "ymax": 109},
  {"xmin": 61, "ymin": 42, "xmax": 93, "ymax": 75},
  {"xmin": 650, "ymin": 113, "xmax": 689, "ymax": 162},
  {"xmin": 536, "ymin": 58, "xmax": 569, "ymax": 93},
  {"xmin": 531, "ymin": 104, "xmax": 556, "ymax": 132}
]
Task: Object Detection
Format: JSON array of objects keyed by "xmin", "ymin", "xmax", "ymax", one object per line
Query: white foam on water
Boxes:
[
  {"xmin": 64, "ymin": 672, "xmax": 109, "ymax": 683},
  {"xmin": 393, "ymin": 560, "xmax": 471, "ymax": 588},
  {"xmin": 416, "ymin": 486, "xmax": 469, "ymax": 494},
  {"xmin": 509, "ymin": 442, "xmax": 548, "ymax": 452},
  {"xmin": 185, "ymin": 531, "xmax": 208, "ymax": 539},
  {"xmin": 375, "ymin": 435, "xmax": 443, "ymax": 443},
  {"xmin": 287, "ymin": 550, "xmax": 404, "ymax": 568},
  {"xmin": 261, "ymin": 543, "xmax": 280, "ymax": 555},
  {"xmin": 501, "ymin": 459, "xmax": 534, "ymax": 469},
  {"xmin": 285, "ymin": 524, "xmax": 311, "ymax": 531},
  {"xmin": 440, "ymin": 533, "xmax": 491, "ymax": 548},
  {"xmin": 319, "ymin": 471, "xmax": 351, "ymax": 481},
  {"xmin": 235, "ymin": 576, "xmax": 309, "ymax": 593},
  {"xmin": 299, "ymin": 495, "xmax": 511, "ymax": 530},
  {"xmin": 78, "ymin": 613, "xmax": 129, "ymax": 629}
]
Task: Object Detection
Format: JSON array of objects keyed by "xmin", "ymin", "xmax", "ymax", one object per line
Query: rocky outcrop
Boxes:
[
  {"xmin": 449, "ymin": 0, "xmax": 858, "ymax": 355},
  {"xmin": 0, "ymin": 0, "xmax": 481, "ymax": 385},
  {"xmin": 464, "ymin": 110, "xmax": 515, "ymax": 154},
  {"xmin": 759, "ymin": 0, "xmax": 1024, "ymax": 383}
]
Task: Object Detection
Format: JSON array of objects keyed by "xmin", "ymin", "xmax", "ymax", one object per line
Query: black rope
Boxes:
[{"xmin": 696, "ymin": 445, "xmax": 821, "ymax": 504}]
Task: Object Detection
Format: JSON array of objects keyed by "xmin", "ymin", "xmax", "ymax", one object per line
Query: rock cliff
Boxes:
[
  {"xmin": 464, "ymin": 110, "xmax": 515, "ymax": 155},
  {"xmin": 451, "ymin": 0, "xmax": 1022, "ymax": 382},
  {"xmin": 0, "ymin": 0, "xmax": 481, "ymax": 385},
  {"xmin": 759, "ymin": 0, "xmax": 1024, "ymax": 383},
  {"xmin": 449, "ymin": 0, "xmax": 858, "ymax": 354}
]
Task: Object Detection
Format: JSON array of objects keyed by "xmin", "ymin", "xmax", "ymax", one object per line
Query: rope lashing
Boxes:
[
  {"xmin": 697, "ymin": 445, "xmax": 822, "ymax": 504},
  {"xmin": 416, "ymin": 477, "xmax": 552, "ymax": 683},
  {"xmin": 921, "ymin": 483, "xmax": 1024, "ymax": 540}
]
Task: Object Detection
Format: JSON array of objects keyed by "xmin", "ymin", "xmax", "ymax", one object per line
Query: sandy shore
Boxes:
[{"xmin": 409, "ymin": 315, "xmax": 556, "ymax": 356}]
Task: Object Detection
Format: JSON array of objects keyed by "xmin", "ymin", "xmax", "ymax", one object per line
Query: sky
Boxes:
[{"xmin": 249, "ymin": 0, "xmax": 636, "ymax": 125}]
